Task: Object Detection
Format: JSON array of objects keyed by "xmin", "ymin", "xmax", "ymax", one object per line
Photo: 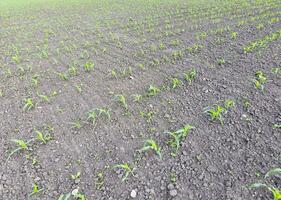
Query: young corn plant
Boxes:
[
  {"xmin": 23, "ymin": 98, "xmax": 34, "ymax": 111},
  {"xmin": 84, "ymin": 60, "xmax": 95, "ymax": 72},
  {"xmin": 204, "ymin": 99, "xmax": 235, "ymax": 126},
  {"xmin": 273, "ymin": 124, "xmax": 281, "ymax": 129},
  {"xmin": 139, "ymin": 139, "xmax": 162, "ymax": 159},
  {"xmin": 165, "ymin": 124, "xmax": 195, "ymax": 155},
  {"xmin": 7, "ymin": 139, "xmax": 34, "ymax": 161},
  {"xmin": 171, "ymin": 77, "xmax": 182, "ymax": 89},
  {"xmin": 70, "ymin": 172, "xmax": 81, "ymax": 181},
  {"xmin": 29, "ymin": 183, "xmax": 43, "ymax": 198},
  {"xmin": 147, "ymin": 85, "xmax": 160, "ymax": 96},
  {"xmin": 114, "ymin": 94, "xmax": 128, "ymax": 111},
  {"xmin": 249, "ymin": 168, "xmax": 281, "ymax": 200},
  {"xmin": 132, "ymin": 94, "xmax": 142, "ymax": 102},
  {"xmin": 113, "ymin": 163, "xmax": 136, "ymax": 182},
  {"xmin": 86, "ymin": 108, "xmax": 111, "ymax": 126},
  {"xmin": 95, "ymin": 172, "xmax": 104, "ymax": 190},
  {"xmin": 56, "ymin": 72, "xmax": 69, "ymax": 81},
  {"xmin": 184, "ymin": 68, "xmax": 197, "ymax": 84},
  {"xmin": 37, "ymin": 92, "xmax": 50, "ymax": 103},
  {"xmin": 35, "ymin": 130, "xmax": 52, "ymax": 144},
  {"xmin": 139, "ymin": 110, "xmax": 154, "ymax": 123},
  {"xmin": 253, "ymin": 71, "xmax": 267, "ymax": 91}
]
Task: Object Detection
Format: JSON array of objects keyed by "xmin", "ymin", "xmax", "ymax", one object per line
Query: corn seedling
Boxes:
[
  {"xmin": 204, "ymin": 99, "xmax": 235, "ymax": 125},
  {"xmin": 110, "ymin": 68, "xmax": 117, "ymax": 78},
  {"xmin": 171, "ymin": 77, "xmax": 182, "ymax": 89},
  {"xmin": 84, "ymin": 60, "xmax": 95, "ymax": 72},
  {"xmin": 139, "ymin": 110, "xmax": 154, "ymax": 123},
  {"xmin": 23, "ymin": 98, "xmax": 34, "ymax": 111},
  {"xmin": 273, "ymin": 124, "xmax": 281, "ymax": 129},
  {"xmin": 114, "ymin": 94, "xmax": 128, "ymax": 110},
  {"xmin": 218, "ymin": 58, "xmax": 226, "ymax": 65},
  {"xmin": 31, "ymin": 75, "xmax": 39, "ymax": 87},
  {"xmin": 132, "ymin": 94, "xmax": 142, "ymax": 102},
  {"xmin": 231, "ymin": 31, "xmax": 237, "ymax": 39},
  {"xmin": 184, "ymin": 68, "xmax": 197, "ymax": 84},
  {"xmin": 248, "ymin": 168, "xmax": 281, "ymax": 200},
  {"xmin": 70, "ymin": 120, "xmax": 82, "ymax": 129},
  {"xmin": 242, "ymin": 98, "xmax": 251, "ymax": 110},
  {"xmin": 56, "ymin": 72, "xmax": 69, "ymax": 81},
  {"xmin": 35, "ymin": 130, "xmax": 52, "ymax": 144},
  {"xmin": 71, "ymin": 172, "xmax": 81, "ymax": 181},
  {"xmin": 113, "ymin": 163, "xmax": 135, "ymax": 182},
  {"xmin": 37, "ymin": 92, "xmax": 50, "ymax": 103},
  {"xmin": 7, "ymin": 139, "xmax": 34, "ymax": 161},
  {"xmin": 58, "ymin": 193, "xmax": 71, "ymax": 200},
  {"xmin": 271, "ymin": 67, "xmax": 281, "ymax": 76},
  {"xmin": 74, "ymin": 84, "xmax": 83, "ymax": 93},
  {"xmin": 204, "ymin": 104, "xmax": 224, "ymax": 124},
  {"xmin": 253, "ymin": 71, "xmax": 267, "ymax": 90},
  {"xmin": 29, "ymin": 183, "xmax": 43, "ymax": 198},
  {"xmin": 68, "ymin": 64, "xmax": 78, "ymax": 76},
  {"xmin": 95, "ymin": 172, "xmax": 104, "ymax": 190},
  {"xmin": 139, "ymin": 139, "xmax": 162, "ymax": 158},
  {"xmin": 86, "ymin": 108, "xmax": 111, "ymax": 125},
  {"xmin": 165, "ymin": 124, "xmax": 195, "ymax": 155},
  {"xmin": 147, "ymin": 85, "xmax": 160, "ymax": 96}
]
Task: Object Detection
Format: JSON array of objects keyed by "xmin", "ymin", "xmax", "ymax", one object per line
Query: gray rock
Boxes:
[
  {"xmin": 170, "ymin": 189, "xmax": 177, "ymax": 197},
  {"xmin": 131, "ymin": 189, "xmax": 137, "ymax": 198}
]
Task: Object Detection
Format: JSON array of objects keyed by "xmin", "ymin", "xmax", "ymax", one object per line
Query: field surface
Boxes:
[{"xmin": 0, "ymin": 0, "xmax": 281, "ymax": 199}]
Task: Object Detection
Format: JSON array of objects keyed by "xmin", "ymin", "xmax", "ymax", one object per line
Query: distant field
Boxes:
[{"xmin": 0, "ymin": 0, "xmax": 280, "ymax": 199}]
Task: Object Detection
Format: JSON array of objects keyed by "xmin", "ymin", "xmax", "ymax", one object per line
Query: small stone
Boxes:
[
  {"xmin": 169, "ymin": 189, "xmax": 177, "ymax": 197},
  {"xmin": 167, "ymin": 183, "xmax": 174, "ymax": 190},
  {"xmin": 131, "ymin": 189, "xmax": 137, "ymax": 198}
]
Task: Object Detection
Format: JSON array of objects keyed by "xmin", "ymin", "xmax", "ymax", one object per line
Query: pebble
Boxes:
[
  {"xmin": 131, "ymin": 189, "xmax": 137, "ymax": 198},
  {"xmin": 167, "ymin": 183, "xmax": 174, "ymax": 190},
  {"xmin": 169, "ymin": 189, "xmax": 178, "ymax": 197}
]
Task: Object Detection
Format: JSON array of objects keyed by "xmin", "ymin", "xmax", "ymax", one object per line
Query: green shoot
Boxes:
[
  {"xmin": 69, "ymin": 120, "xmax": 82, "ymax": 129},
  {"xmin": 171, "ymin": 78, "xmax": 182, "ymax": 89},
  {"xmin": 273, "ymin": 124, "xmax": 281, "ymax": 129},
  {"xmin": 29, "ymin": 183, "xmax": 43, "ymax": 197},
  {"xmin": 114, "ymin": 94, "xmax": 128, "ymax": 110},
  {"xmin": 95, "ymin": 172, "xmax": 104, "ymax": 190},
  {"xmin": 184, "ymin": 68, "xmax": 197, "ymax": 84},
  {"xmin": 84, "ymin": 60, "xmax": 95, "ymax": 72},
  {"xmin": 113, "ymin": 163, "xmax": 135, "ymax": 182},
  {"xmin": 218, "ymin": 58, "xmax": 226, "ymax": 65},
  {"xmin": 71, "ymin": 172, "xmax": 81, "ymax": 180},
  {"xmin": 23, "ymin": 98, "xmax": 34, "ymax": 111},
  {"xmin": 253, "ymin": 71, "xmax": 267, "ymax": 90},
  {"xmin": 37, "ymin": 92, "xmax": 50, "ymax": 103},
  {"xmin": 147, "ymin": 85, "xmax": 160, "ymax": 96},
  {"xmin": 7, "ymin": 139, "xmax": 34, "ymax": 161},
  {"xmin": 204, "ymin": 105, "xmax": 225, "ymax": 124},
  {"xmin": 58, "ymin": 193, "xmax": 71, "ymax": 200},
  {"xmin": 249, "ymin": 168, "xmax": 281, "ymax": 200},
  {"xmin": 132, "ymin": 94, "xmax": 142, "ymax": 102},
  {"xmin": 165, "ymin": 124, "xmax": 195, "ymax": 155},
  {"xmin": 204, "ymin": 99, "xmax": 235, "ymax": 125},
  {"xmin": 139, "ymin": 139, "xmax": 162, "ymax": 158},
  {"xmin": 86, "ymin": 108, "xmax": 111, "ymax": 125},
  {"xmin": 35, "ymin": 130, "xmax": 52, "ymax": 144},
  {"xmin": 56, "ymin": 72, "xmax": 69, "ymax": 81}
]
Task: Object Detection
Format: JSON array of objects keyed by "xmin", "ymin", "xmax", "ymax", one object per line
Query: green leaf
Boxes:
[
  {"xmin": 58, "ymin": 193, "xmax": 71, "ymax": 200},
  {"xmin": 248, "ymin": 183, "xmax": 268, "ymax": 189},
  {"xmin": 265, "ymin": 168, "xmax": 281, "ymax": 178}
]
